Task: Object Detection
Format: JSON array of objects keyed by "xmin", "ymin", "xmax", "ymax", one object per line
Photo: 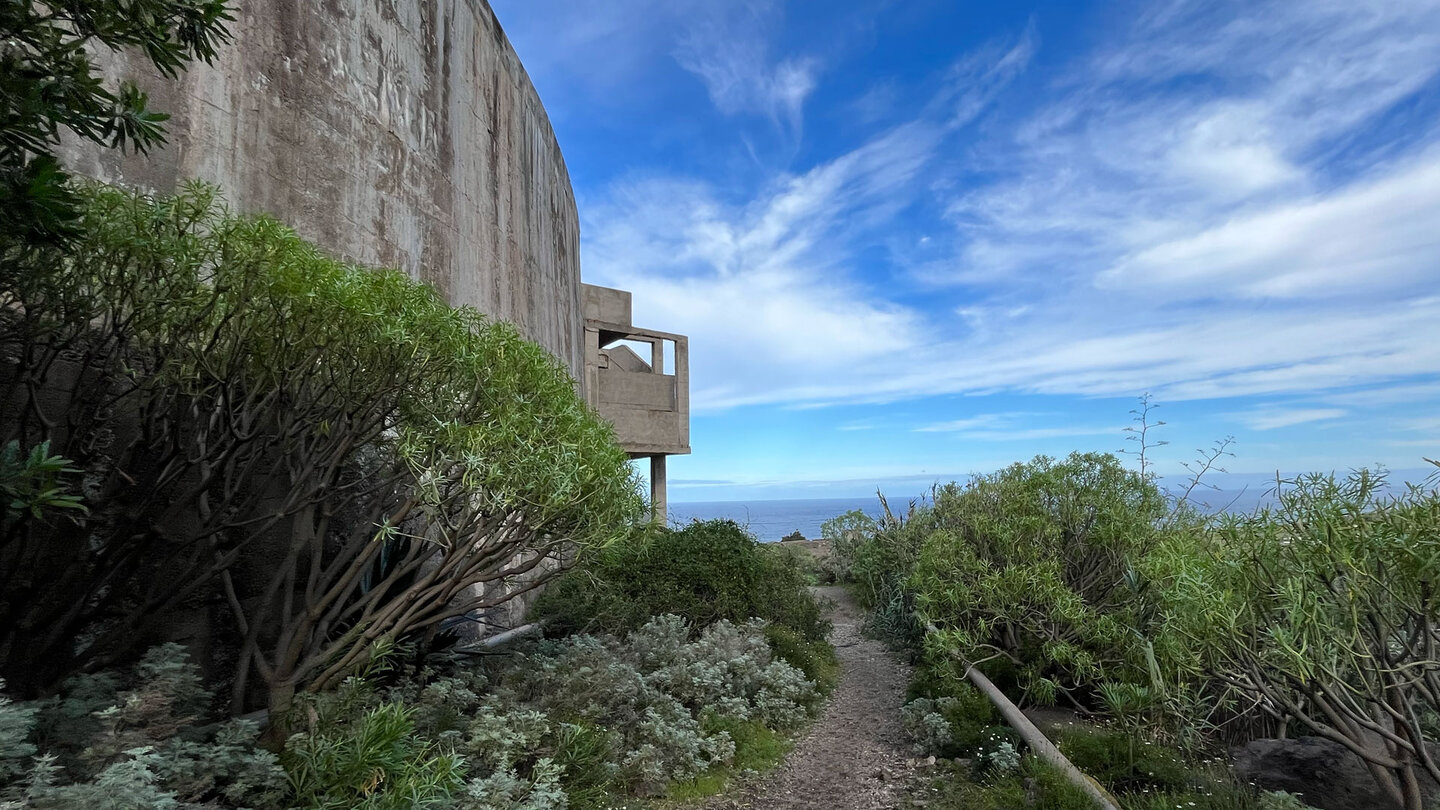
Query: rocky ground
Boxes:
[{"xmin": 703, "ymin": 585, "xmax": 917, "ymax": 810}]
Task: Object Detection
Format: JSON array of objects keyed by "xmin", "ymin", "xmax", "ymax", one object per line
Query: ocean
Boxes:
[
  {"xmin": 668, "ymin": 486, "xmax": 1291, "ymax": 543},
  {"xmin": 667, "ymin": 496, "xmax": 905, "ymax": 543}
]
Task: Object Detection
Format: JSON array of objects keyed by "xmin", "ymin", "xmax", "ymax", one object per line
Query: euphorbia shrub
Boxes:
[
  {"xmin": 1152, "ymin": 468, "xmax": 1440, "ymax": 810},
  {"xmin": 908, "ymin": 453, "xmax": 1168, "ymax": 704},
  {"xmin": 0, "ymin": 183, "xmax": 644, "ymax": 716}
]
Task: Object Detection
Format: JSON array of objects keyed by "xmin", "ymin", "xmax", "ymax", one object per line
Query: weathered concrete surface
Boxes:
[
  {"xmin": 581, "ymin": 283, "xmax": 689, "ymax": 520},
  {"xmin": 61, "ymin": 0, "xmax": 583, "ymax": 378},
  {"xmin": 582, "ymin": 284, "xmax": 691, "ymax": 457}
]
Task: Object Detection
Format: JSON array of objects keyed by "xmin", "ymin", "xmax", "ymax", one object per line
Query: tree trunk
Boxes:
[{"xmin": 261, "ymin": 681, "xmax": 297, "ymax": 750}]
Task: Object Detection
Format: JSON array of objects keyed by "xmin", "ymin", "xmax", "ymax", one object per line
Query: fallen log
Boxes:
[
  {"xmin": 923, "ymin": 623, "xmax": 1120, "ymax": 810},
  {"xmin": 963, "ymin": 664, "xmax": 1122, "ymax": 810}
]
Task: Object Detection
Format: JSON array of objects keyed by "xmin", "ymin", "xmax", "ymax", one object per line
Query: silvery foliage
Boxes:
[
  {"xmin": 456, "ymin": 756, "xmax": 567, "ymax": 810},
  {"xmin": 0, "ymin": 652, "xmax": 287, "ymax": 810},
  {"xmin": 981, "ymin": 740, "xmax": 1020, "ymax": 772},
  {"xmin": 452, "ymin": 705, "xmax": 566, "ymax": 809},
  {"xmin": 487, "ymin": 615, "xmax": 820, "ymax": 787},
  {"xmin": 899, "ymin": 697, "xmax": 959, "ymax": 755},
  {"xmin": 631, "ymin": 616, "xmax": 819, "ymax": 730},
  {"xmin": 393, "ymin": 672, "xmax": 570, "ymax": 809},
  {"xmin": 0, "ymin": 685, "xmax": 38, "ymax": 784}
]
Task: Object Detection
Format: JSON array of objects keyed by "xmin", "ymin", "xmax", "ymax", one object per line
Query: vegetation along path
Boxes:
[{"xmin": 706, "ymin": 585, "xmax": 917, "ymax": 810}]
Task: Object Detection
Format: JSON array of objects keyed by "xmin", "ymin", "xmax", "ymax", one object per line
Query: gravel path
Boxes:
[{"xmin": 704, "ymin": 585, "xmax": 917, "ymax": 810}]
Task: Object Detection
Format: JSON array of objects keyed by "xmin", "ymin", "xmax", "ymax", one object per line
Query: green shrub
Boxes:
[
  {"xmin": 819, "ymin": 509, "xmax": 878, "ymax": 583},
  {"xmin": 828, "ymin": 497, "xmax": 930, "ymax": 650},
  {"xmin": 1055, "ymin": 724, "xmax": 1194, "ymax": 794},
  {"xmin": 911, "ymin": 453, "xmax": 1168, "ymax": 704},
  {"xmin": 899, "ymin": 678, "xmax": 1000, "ymax": 759},
  {"xmin": 903, "ymin": 761, "xmax": 1029, "ymax": 810},
  {"xmin": 903, "ymin": 757, "xmax": 1088, "ymax": 810},
  {"xmin": 660, "ymin": 715, "xmax": 789, "ymax": 800},
  {"xmin": 765, "ymin": 541, "xmax": 828, "ymax": 585},
  {"xmin": 1148, "ymin": 468, "xmax": 1440, "ymax": 808},
  {"xmin": 2, "ymin": 183, "xmax": 644, "ymax": 707},
  {"xmin": 700, "ymin": 715, "xmax": 790, "ymax": 772},
  {"xmin": 532, "ymin": 519, "xmax": 829, "ymax": 642},
  {"xmin": 550, "ymin": 722, "xmax": 617, "ymax": 810},
  {"xmin": 1023, "ymin": 757, "xmax": 1100, "ymax": 810},
  {"xmin": 284, "ymin": 696, "xmax": 465, "ymax": 810},
  {"xmin": 763, "ymin": 624, "xmax": 839, "ymax": 695}
]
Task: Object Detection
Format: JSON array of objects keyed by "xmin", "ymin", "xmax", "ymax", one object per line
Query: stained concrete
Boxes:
[{"xmin": 59, "ymin": 0, "xmax": 583, "ymax": 379}]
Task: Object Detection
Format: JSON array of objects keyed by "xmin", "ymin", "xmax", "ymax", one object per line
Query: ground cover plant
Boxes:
[{"xmin": 0, "ymin": 615, "xmax": 827, "ymax": 809}]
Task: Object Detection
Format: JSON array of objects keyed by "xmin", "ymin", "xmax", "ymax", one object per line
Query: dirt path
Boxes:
[{"xmin": 705, "ymin": 585, "xmax": 916, "ymax": 810}]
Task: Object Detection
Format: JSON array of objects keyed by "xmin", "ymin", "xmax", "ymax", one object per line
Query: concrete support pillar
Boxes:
[{"xmin": 649, "ymin": 454, "xmax": 667, "ymax": 523}]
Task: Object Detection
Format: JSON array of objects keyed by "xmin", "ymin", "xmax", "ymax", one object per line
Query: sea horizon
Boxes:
[{"xmin": 668, "ymin": 470, "xmax": 1439, "ymax": 543}]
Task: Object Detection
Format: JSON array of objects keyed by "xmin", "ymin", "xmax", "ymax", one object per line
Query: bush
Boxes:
[
  {"xmin": 700, "ymin": 714, "xmax": 789, "ymax": 772},
  {"xmin": 0, "ymin": 645, "xmax": 287, "ymax": 809},
  {"xmin": 763, "ymin": 625, "xmax": 839, "ymax": 695},
  {"xmin": 902, "ymin": 757, "xmax": 1096, "ymax": 810},
  {"xmin": 906, "ymin": 757, "xmax": 1317, "ymax": 810},
  {"xmin": 899, "ymin": 681, "xmax": 999, "ymax": 757},
  {"xmin": 1055, "ymin": 724, "xmax": 1193, "ymax": 794},
  {"xmin": 460, "ymin": 616, "xmax": 822, "ymax": 797},
  {"xmin": 0, "ymin": 183, "xmax": 644, "ymax": 711},
  {"xmin": 910, "ymin": 453, "xmax": 1168, "ymax": 705},
  {"xmin": 1149, "ymin": 468, "xmax": 1440, "ymax": 808},
  {"xmin": 284, "ymin": 696, "xmax": 465, "ymax": 810},
  {"xmin": 531, "ymin": 519, "xmax": 829, "ymax": 642},
  {"xmin": 278, "ymin": 615, "xmax": 824, "ymax": 806},
  {"xmin": 819, "ymin": 509, "xmax": 877, "ymax": 583}
]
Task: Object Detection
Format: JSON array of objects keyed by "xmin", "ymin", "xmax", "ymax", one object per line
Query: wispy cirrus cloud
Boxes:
[
  {"xmin": 915, "ymin": 412, "xmax": 1117, "ymax": 442},
  {"xmin": 667, "ymin": 1, "xmax": 824, "ymax": 143},
  {"xmin": 505, "ymin": 0, "xmax": 1440, "ymax": 425},
  {"xmin": 1232, "ymin": 408, "xmax": 1348, "ymax": 431}
]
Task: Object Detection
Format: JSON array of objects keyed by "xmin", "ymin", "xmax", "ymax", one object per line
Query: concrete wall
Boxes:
[{"xmin": 59, "ymin": 0, "xmax": 583, "ymax": 379}]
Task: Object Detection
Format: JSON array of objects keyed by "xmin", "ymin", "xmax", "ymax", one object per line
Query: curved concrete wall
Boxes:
[{"xmin": 61, "ymin": 0, "xmax": 583, "ymax": 379}]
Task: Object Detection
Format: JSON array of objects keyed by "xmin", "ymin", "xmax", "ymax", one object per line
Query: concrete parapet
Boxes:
[{"xmin": 582, "ymin": 284, "xmax": 691, "ymax": 518}]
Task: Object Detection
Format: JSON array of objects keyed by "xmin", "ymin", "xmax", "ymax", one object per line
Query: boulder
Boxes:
[{"xmin": 1232, "ymin": 737, "xmax": 1440, "ymax": 810}]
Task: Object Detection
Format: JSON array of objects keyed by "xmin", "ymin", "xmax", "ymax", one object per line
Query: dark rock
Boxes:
[{"xmin": 1232, "ymin": 737, "xmax": 1440, "ymax": 810}]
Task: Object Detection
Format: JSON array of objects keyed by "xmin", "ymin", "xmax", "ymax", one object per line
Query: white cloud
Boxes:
[
  {"xmin": 940, "ymin": 0, "xmax": 1440, "ymax": 290},
  {"xmin": 1325, "ymin": 383, "xmax": 1440, "ymax": 408},
  {"xmin": 915, "ymin": 412, "xmax": 1118, "ymax": 441},
  {"xmin": 1233, "ymin": 408, "xmax": 1348, "ymax": 431},
  {"xmin": 1099, "ymin": 153, "xmax": 1440, "ymax": 299},
  {"xmin": 576, "ymin": 0, "xmax": 1440, "ymax": 415},
  {"xmin": 921, "ymin": 424, "xmax": 1120, "ymax": 441},
  {"xmin": 915, "ymin": 414, "xmax": 1011, "ymax": 433},
  {"xmin": 672, "ymin": 2, "xmax": 818, "ymax": 134}
]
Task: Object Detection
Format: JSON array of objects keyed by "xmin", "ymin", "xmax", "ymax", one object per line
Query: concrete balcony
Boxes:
[{"xmin": 582, "ymin": 284, "xmax": 690, "ymax": 517}]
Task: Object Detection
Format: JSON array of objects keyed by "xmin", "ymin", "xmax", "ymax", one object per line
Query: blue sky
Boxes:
[{"xmin": 490, "ymin": 0, "xmax": 1440, "ymax": 502}]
